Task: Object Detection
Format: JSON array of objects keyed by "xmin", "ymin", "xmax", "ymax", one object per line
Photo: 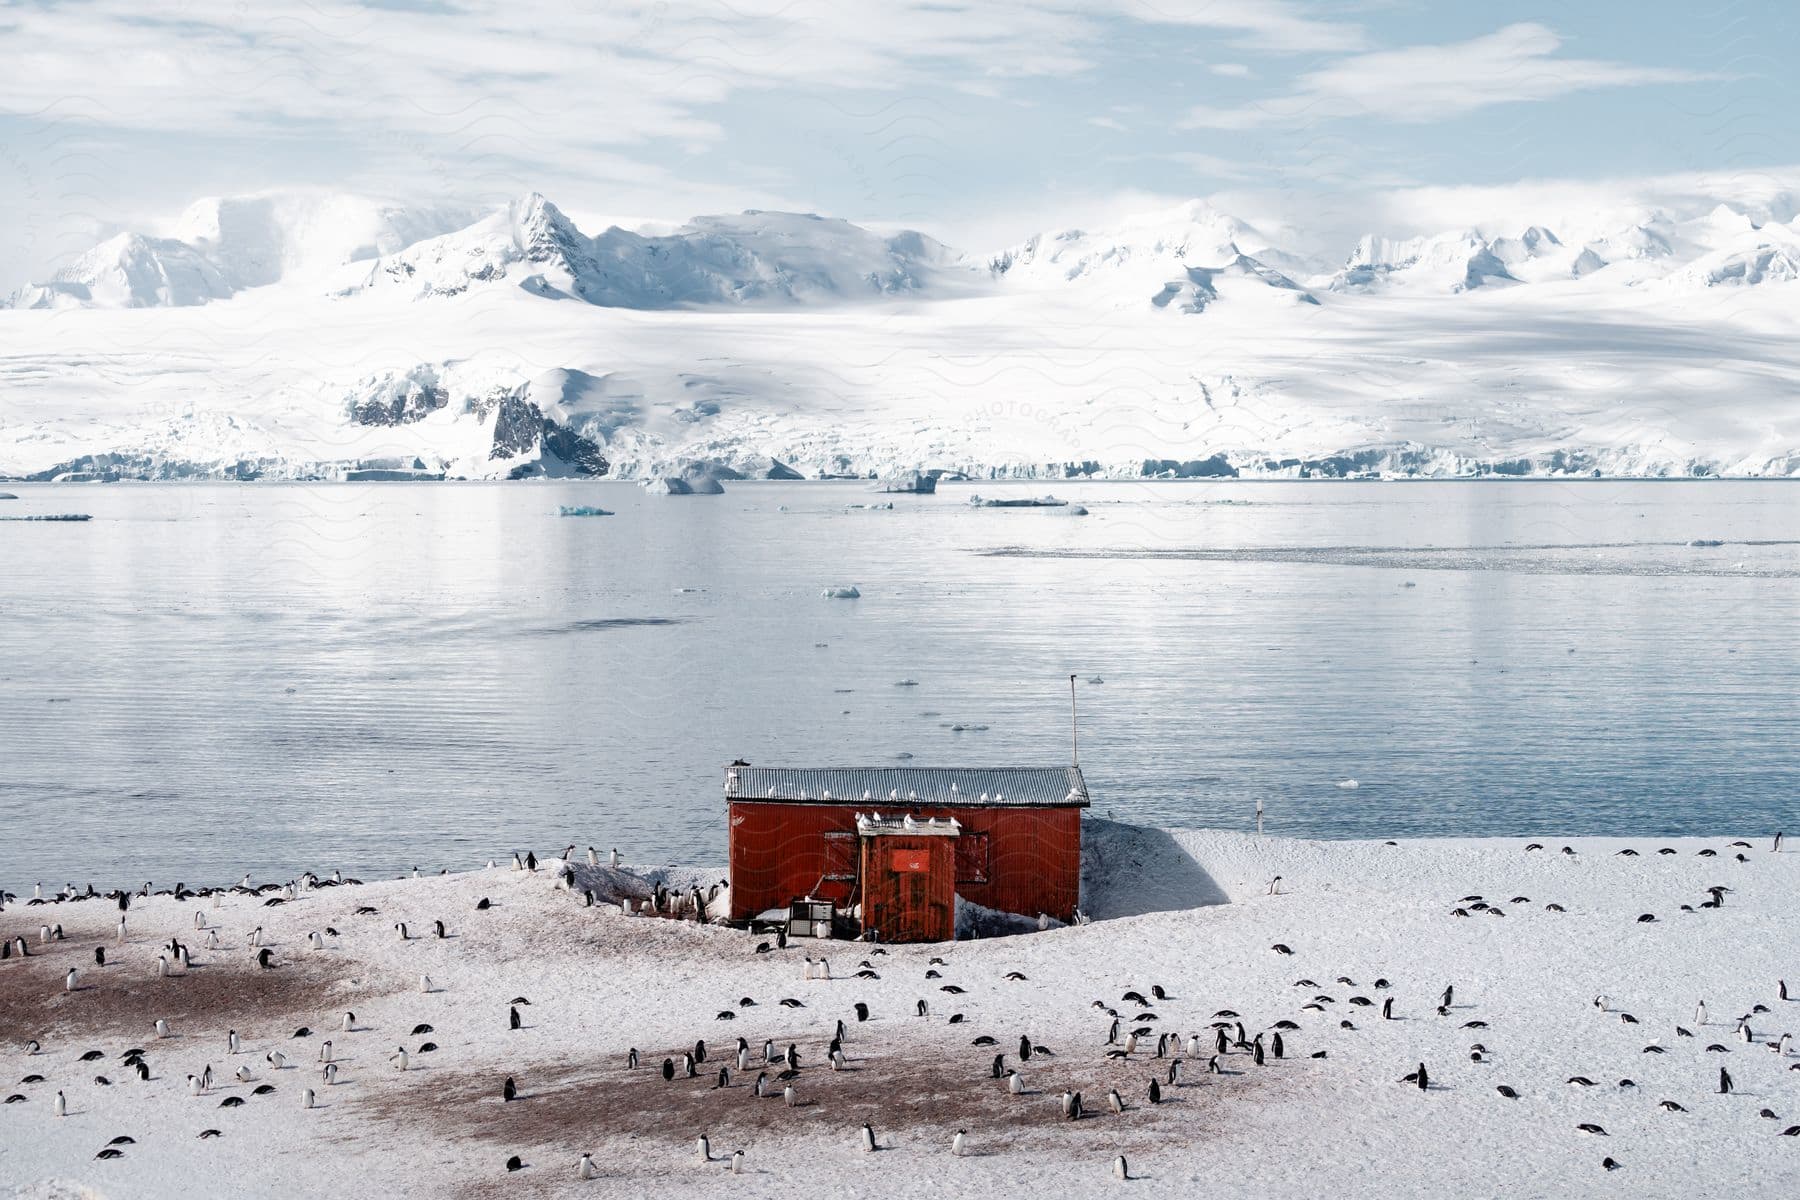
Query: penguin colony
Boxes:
[{"xmin": 2, "ymin": 831, "xmax": 1798, "ymax": 1191}]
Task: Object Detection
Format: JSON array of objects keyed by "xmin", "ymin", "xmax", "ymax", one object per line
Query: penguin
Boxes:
[
  {"xmin": 1782, "ymin": 980, "xmax": 1790, "ymax": 1002},
  {"xmin": 1697, "ymin": 1000, "xmax": 1708, "ymax": 1026},
  {"xmin": 1168, "ymin": 1059, "xmax": 1183, "ymax": 1086},
  {"xmin": 785, "ymin": 1044, "xmax": 798, "ymax": 1070},
  {"xmin": 54, "ymin": 1090, "xmax": 66, "ymax": 1117},
  {"xmin": 783, "ymin": 1084, "xmax": 797, "ymax": 1107},
  {"xmin": 419, "ymin": 974, "xmax": 433, "ymax": 994},
  {"xmin": 952, "ymin": 1130, "xmax": 969, "ymax": 1157},
  {"xmin": 736, "ymin": 1046, "xmax": 749, "ymax": 1071},
  {"xmin": 65, "ymin": 967, "xmax": 79, "ymax": 992},
  {"xmin": 1148, "ymin": 1078, "xmax": 1162, "ymax": 1104},
  {"xmin": 391, "ymin": 1047, "xmax": 409, "ymax": 1071},
  {"xmin": 661, "ymin": 1058, "xmax": 675, "ymax": 1082},
  {"xmin": 694, "ymin": 1039, "xmax": 707, "ymax": 1065},
  {"xmin": 1272, "ymin": 1032, "xmax": 1285, "ymax": 1059},
  {"xmin": 716, "ymin": 1067, "xmax": 730, "ymax": 1089},
  {"xmin": 323, "ymin": 1063, "xmax": 338, "ymax": 1085},
  {"xmin": 301, "ymin": 1087, "xmax": 315, "ymax": 1109},
  {"xmin": 342, "ymin": 1011, "xmax": 356, "ymax": 1032},
  {"xmin": 1416, "ymin": 1062, "xmax": 1430, "ymax": 1090},
  {"xmin": 991, "ymin": 1053, "xmax": 1006, "ymax": 1079},
  {"xmin": 510, "ymin": 1006, "xmax": 522, "ymax": 1031},
  {"xmin": 578, "ymin": 1153, "xmax": 598, "ymax": 1179},
  {"xmin": 860, "ymin": 1122, "xmax": 876, "ymax": 1152},
  {"xmin": 1020, "ymin": 1035, "xmax": 1033, "ymax": 1061},
  {"xmin": 503, "ymin": 1076, "xmax": 518, "ymax": 1102},
  {"xmin": 1252, "ymin": 1035, "xmax": 1266, "ymax": 1066},
  {"xmin": 257, "ymin": 948, "xmax": 274, "ymax": 969},
  {"xmin": 917, "ymin": 999, "xmax": 930, "ymax": 1018},
  {"xmin": 94, "ymin": 946, "xmax": 105, "ymax": 967},
  {"xmin": 525, "ymin": 852, "xmax": 538, "ymax": 872},
  {"xmin": 266, "ymin": 1050, "xmax": 286, "ymax": 1070},
  {"xmin": 854, "ymin": 1002, "xmax": 869, "ymax": 1022},
  {"xmin": 187, "ymin": 1074, "xmax": 203, "ymax": 1096},
  {"xmin": 1107, "ymin": 1088, "xmax": 1124, "ymax": 1113},
  {"xmin": 1216, "ymin": 1028, "xmax": 1229, "ymax": 1054},
  {"xmin": 763, "ymin": 1039, "xmax": 777, "ymax": 1063},
  {"xmin": 1208, "ymin": 1055, "xmax": 1222, "ymax": 1074},
  {"xmin": 235, "ymin": 1065, "xmax": 254, "ymax": 1082},
  {"xmin": 697, "ymin": 1133, "xmax": 712, "ymax": 1163},
  {"xmin": 1113, "ymin": 1155, "xmax": 1130, "ymax": 1180},
  {"xmin": 1382, "ymin": 996, "xmax": 1395, "ymax": 1020},
  {"xmin": 627, "ymin": 1048, "xmax": 640, "ymax": 1069},
  {"xmin": 1441, "ymin": 985, "xmax": 1454, "ymax": 1008},
  {"xmin": 1008, "ymin": 1069, "xmax": 1025, "ymax": 1095},
  {"xmin": 753, "ymin": 1071, "xmax": 767, "ymax": 1098},
  {"xmin": 1720, "ymin": 1067, "xmax": 1733, "ymax": 1094},
  {"xmin": 319, "ymin": 1040, "xmax": 334, "ymax": 1063}
]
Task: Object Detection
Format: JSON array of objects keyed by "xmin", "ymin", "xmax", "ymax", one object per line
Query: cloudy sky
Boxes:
[{"xmin": 1, "ymin": 0, "xmax": 1792, "ymax": 287}]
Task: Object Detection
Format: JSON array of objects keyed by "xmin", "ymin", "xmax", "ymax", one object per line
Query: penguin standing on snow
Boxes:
[
  {"xmin": 860, "ymin": 1123, "xmax": 876, "ymax": 1151},
  {"xmin": 1720, "ymin": 1067, "xmax": 1733, "ymax": 1094}
]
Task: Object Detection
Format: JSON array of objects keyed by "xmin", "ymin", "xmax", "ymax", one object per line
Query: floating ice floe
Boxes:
[
  {"xmin": 822, "ymin": 586, "xmax": 861, "ymax": 599},
  {"xmin": 557, "ymin": 505, "xmax": 613, "ymax": 517},
  {"xmin": 1336, "ymin": 779, "xmax": 1360, "ymax": 790}
]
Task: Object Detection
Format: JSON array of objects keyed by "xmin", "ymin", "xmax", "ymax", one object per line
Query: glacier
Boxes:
[{"xmin": 4, "ymin": 188, "xmax": 1800, "ymax": 481}]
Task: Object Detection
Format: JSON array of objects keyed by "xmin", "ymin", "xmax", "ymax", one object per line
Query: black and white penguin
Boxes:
[
  {"xmin": 952, "ymin": 1130, "xmax": 969, "ymax": 1157},
  {"xmin": 1113, "ymin": 1155, "xmax": 1130, "ymax": 1180},
  {"xmin": 627, "ymin": 1048, "xmax": 639, "ymax": 1069},
  {"xmin": 860, "ymin": 1122, "xmax": 876, "ymax": 1152},
  {"xmin": 578, "ymin": 1153, "xmax": 598, "ymax": 1179},
  {"xmin": 503, "ymin": 1076, "xmax": 518, "ymax": 1102},
  {"xmin": 1148, "ymin": 1078, "xmax": 1161, "ymax": 1104},
  {"xmin": 1272, "ymin": 1032, "xmax": 1285, "ymax": 1059},
  {"xmin": 1382, "ymin": 996, "xmax": 1395, "ymax": 1020},
  {"xmin": 660, "ymin": 1058, "xmax": 674, "ymax": 1082},
  {"xmin": 1020, "ymin": 1035, "xmax": 1033, "ymax": 1061},
  {"xmin": 991, "ymin": 1053, "xmax": 1006, "ymax": 1079},
  {"xmin": 1719, "ymin": 1067, "xmax": 1733, "ymax": 1094}
]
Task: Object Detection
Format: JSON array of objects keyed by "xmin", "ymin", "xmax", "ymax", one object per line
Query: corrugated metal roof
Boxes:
[{"xmin": 724, "ymin": 765, "xmax": 1089, "ymax": 808}]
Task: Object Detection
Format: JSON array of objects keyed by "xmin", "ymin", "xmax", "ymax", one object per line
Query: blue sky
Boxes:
[{"xmin": 1, "ymin": 0, "xmax": 1793, "ymax": 285}]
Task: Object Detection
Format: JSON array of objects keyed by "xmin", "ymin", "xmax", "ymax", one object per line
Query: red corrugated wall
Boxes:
[{"xmin": 727, "ymin": 802, "xmax": 1082, "ymax": 923}]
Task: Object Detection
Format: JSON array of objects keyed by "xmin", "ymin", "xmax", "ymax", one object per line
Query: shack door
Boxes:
[{"xmin": 859, "ymin": 835, "xmax": 956, "ymax": 942}]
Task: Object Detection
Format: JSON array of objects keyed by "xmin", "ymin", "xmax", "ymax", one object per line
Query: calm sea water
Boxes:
[{"xmin": 2, "ymin": 480, "xmax": 1798, "ymax": 888}]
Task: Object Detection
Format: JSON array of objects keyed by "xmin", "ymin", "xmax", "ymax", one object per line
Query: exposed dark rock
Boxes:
[
  {"xmin": 350, "ymin": 385, "xmax": 448, "ymax": 427},
  {"xmin": 1141, "ymin": 455, "xmax": 1238, "ymax": 478}
]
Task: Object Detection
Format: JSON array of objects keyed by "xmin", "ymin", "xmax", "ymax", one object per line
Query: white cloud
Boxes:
[
  {"xmin": 1107, "ymin": 0, "xmax": 1365, "ymax": 53},
  {"xmin": 1087, "ymin": 115, "xmax": 1128, "ymax": 131},
  {"xmin": 1209, "ymin": 63, "xmax": 1254, "ymax": 77},
  {"xmin": 1181, "ymin": 22, "xmax": 1716, "ymax": 129}
]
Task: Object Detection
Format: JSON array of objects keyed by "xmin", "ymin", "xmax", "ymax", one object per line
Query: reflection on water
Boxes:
[{"xmin": 1, "ymin": 479, "xmax": 1796, "ymax": 886}]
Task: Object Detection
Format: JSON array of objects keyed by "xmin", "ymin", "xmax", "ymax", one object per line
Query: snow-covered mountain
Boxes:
[
  {"xmin": 6, "ymin": 187, "xmax": 1800, "ymax": 481},
  {"xmin": 990, "ymin": 200, "xmax": 1319, "ymax": 311},
  {"xmin": 6, "ymin": 193, "xmax": 478, "ymax": 309},
  {"xmin": 338, "ymin": 194, "xmax": 971, "ymax": 307}
]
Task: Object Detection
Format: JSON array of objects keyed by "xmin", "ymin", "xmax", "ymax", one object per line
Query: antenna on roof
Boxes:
[{"xmin": 1069, "ymin": 674, "xmax": 1080, "ymax": 766}]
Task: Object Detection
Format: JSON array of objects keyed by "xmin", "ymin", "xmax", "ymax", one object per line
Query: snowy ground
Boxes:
[{"xmin": 4, "ymin": 821, "xmax": 1798, "ymax": 1198}]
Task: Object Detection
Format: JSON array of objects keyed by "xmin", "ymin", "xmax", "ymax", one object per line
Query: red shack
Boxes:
[{"xmin": 724, "ymin": 765, "xmax": 1089, "ymax": 939}]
